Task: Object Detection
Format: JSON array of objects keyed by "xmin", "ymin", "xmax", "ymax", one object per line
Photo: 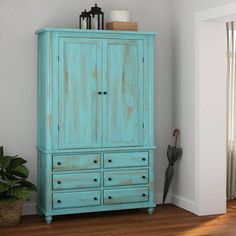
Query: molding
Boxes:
[
  {"xmin": 171, "ymin": 194, "xmax": 196, "ymax": 213},
  {"xmin": 194, "ymin": 3, "xmax": 231, "ymax": 216},
  {"xmin": 22, "ymin": 203, "xmax": 37, "ymax": 216},
  {"xmin": 195, "ymin": 2, "xmax": 236, "ymax": 22}
]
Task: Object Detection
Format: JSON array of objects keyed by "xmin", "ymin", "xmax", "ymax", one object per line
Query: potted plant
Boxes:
[{"xmin": 0, "ymin": 146, "xmax": 36, "ymax": 227}]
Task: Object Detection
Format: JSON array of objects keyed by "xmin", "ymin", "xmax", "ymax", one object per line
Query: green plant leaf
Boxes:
[
  {"xmin": 1, "ymin": 156, "xmax": 14, "ymax": 169},
  {"xmin": 0, "ymin": 146, "xmax": 3, "ymax": 165},
  {"xmin": 8, "ymin": 165, "xmax": 29, "ymax": 178},
  {"xmin": 4, "ymin": 173, "xmax": 18, "ymax": 181},
  {"xmin": 0, "ymin": 170, "xmax": 6, "ymax": 180},
  {"xmin": 7, "ymin": 157, "xmax": 27, "ymax": 171},
  {"xmin": 6, "ymin": 179, "xmax": 18, "ymax": 186},
  {"xmin": 18, "ymin": 180, "xmax": 37, "ymax": 191},
  {"xmin": 0, "ymin": 182, "xmax": 9, "ymax": 193},
  {"xmin": 10, "ymin": 186, "xmax": 31, "ymax": 201}
]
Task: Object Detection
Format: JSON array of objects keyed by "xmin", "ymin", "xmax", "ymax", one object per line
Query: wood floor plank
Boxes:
[{"xmin": 1, "ymin": 201, "xmax": 236, "ymax": 236}]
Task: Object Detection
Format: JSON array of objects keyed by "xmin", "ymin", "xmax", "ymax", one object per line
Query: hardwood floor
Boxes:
[{"xmin": 1, "ymin": 201, "xmax": 236, "ymax": 236}]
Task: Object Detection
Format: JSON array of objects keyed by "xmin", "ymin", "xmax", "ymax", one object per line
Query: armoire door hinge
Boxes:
[
  {"xmin": 58, "ymin": 56, "xmax": 59, "ymax": 61},
  {"xmin": 142, "ymin": 57, "xmax": 144, "ymax": 63},
  {"xmin": 142, "ymin": 123, "xmax": 144, "ymax": 129},
  {"xmin": 58, "ymin": 125, "xmax": 60, "ymax": 132}
]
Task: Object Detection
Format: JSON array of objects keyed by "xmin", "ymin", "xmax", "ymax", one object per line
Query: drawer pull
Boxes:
[
  {"xmin": 142, "ymin": 176, "xmax": 146, "ymax": 179},
  {"xmin": 57, "ymin": 162, "xmax": 62, "ymax": 165},
  {"xmin": 142, "ymin": 193, "xmax": 146, "ymax": 197},
  {"xmin": 57, "ymin": 200, "xmax": 61, "ymax": 203},
  {"xmin": 142, "ymin": 158, "xmax": 146, "ymax": 161},
  {"xmin": 108, "ymin": 159, "xmax": 112, "ymax": 163},
  {"xmin": 94, "ymin": 197, "xmax": 98, "ymax": 201},
  {"xmin": 93, "ymin": 160, "xmax": 98, "ymax": 163},
  {"xmin": 57, "ymin": 181, "xmax": 61, "ymax": 184},
  {"xmin": 108, "ymin": 178, "xmax": 112, "ymax": 181},
  {"xmin": 108, "ymin": 196, "xmax": 112, "ymax": 199},
  {"xmin": 94, "ymin": 178, "xmax": 98, "ymax": 182}
]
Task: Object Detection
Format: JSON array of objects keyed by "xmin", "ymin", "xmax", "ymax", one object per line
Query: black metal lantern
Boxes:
[
  {"xmin": 79, "ymin": 9, "xmax": 91, "ymax": 29},
  {"xmin": 89, "ymin": 4, "xmax": 104, "ymax": 30}
]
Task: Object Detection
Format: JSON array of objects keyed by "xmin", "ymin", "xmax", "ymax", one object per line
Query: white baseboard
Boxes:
[
  {"xmin": 22, "ymin": 203, "xmax": 37, "ymax": 216},
  {"xmin": 171, "ymin": 194, "xmax": 196, "ymax": 213}
]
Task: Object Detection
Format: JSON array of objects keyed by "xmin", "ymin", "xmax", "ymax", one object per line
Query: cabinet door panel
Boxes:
[
  {"xmin": 103, "ymin": 39, "xmax": 143, "ymax": 147},
  {"xmin": 58, "ymin": 38, "xmax": 102, "ymax": 149}
]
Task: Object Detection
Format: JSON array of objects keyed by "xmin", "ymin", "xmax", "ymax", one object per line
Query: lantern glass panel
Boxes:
[
  {"xmin": 79, "ymin": 9, "xmax": 91, "ymax": 29},
  {"xmin": 89, "ymin": 4, "xmax": 104, "ymax": 30}
]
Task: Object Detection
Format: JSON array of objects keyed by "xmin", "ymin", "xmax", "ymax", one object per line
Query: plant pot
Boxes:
[{"xmin": 0, "ymin": 198, "xmax": 23, "ymax": 227}]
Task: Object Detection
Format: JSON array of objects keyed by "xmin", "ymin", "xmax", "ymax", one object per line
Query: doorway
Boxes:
[{"xmin": 195, "ymin": 3, "xmax": 236, "ymax": 216}]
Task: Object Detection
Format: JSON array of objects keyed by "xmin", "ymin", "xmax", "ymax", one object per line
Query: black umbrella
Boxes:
[{"xmin": 163, "ymin": 129, "xmax": 183, "ymax": 204}]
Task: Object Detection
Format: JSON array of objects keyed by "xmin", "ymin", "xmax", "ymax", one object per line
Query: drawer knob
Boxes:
[
  {"xmin": 57, "ymin": 200, "xmax": 61, "ymax": 203},
  {"xmin": 93, "ymin": 160, "xmax": 98, "ymax": 164},
  {"xmin": 94, "ymin": 178, "xmax": 98, "ymax": 182},
  {"xmin": 108, "ymin": 178, "xmax": 112, "ymax": 181},
  {"xmin": 142, "ymin": 158, "xmax": 146, "ymax": 161},
  {"xmin": 142, "ymin": 193, "xmax": 146, "ymax": 197},
  {"xmin": 57, "ymin": 162, "xmax": 61, "ymax": 165},
  {"xmin": 98, "ymin": 91, "xmax": 102, "ymax": 95},
  {"xmin": 142, "ymin": 176, "xmax": 146, "ymax": 179},
  {"xmin": 108, "ymin": 159, "xmax": 112, "ymax": 163},
  {"xmin": 94, "ymin": 197, "xmax": 98, "ymax": 201},
  {"xmin": 108, "ymin": 196, "xmax": 112, "ymax": 199},
  {"xmin": 57, "ymin": 181, "xmax": 61, "ymax": 184},
  {"xmin": 103, "ymin": 91, "xmax": 107, "ymax": 95}
]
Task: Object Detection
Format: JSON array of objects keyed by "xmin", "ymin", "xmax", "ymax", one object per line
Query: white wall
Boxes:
[
  {"xmin": 0, "ymin": 0, "xmax": 172, "ymax": 214},
  {"xmin": 171, "ymin": 0, "xmax": 236, "ymax": 213}
]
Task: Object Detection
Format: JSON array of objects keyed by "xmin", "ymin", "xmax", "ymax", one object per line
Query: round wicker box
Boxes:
[{"xmin": 0, "ymin": 199, "xmax": 22, "ymax": 227}]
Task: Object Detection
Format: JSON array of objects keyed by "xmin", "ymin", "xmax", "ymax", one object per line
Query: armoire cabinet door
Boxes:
[
  {"xmin": 58, "ymin": 38, "xmax": 102, "ymax": 149},
  {"xmin": 103, "ymin": 39, "xmax": 143, "ymax": 147}
]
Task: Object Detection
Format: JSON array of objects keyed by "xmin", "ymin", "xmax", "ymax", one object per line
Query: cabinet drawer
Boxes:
[
  {"xmin": 53, "ymin": 172, "xmax": 101, "ymax": 190},
  {"xmin": 104, "ymin": 188, "xmax": 149, "ymax": 205},
  {"xmin": 53, "ymin": 154, "xmax": 101, "ymax": 171},
  {"xmin": 53, "ymin": 191, "xmax": 101, "ymax": 209},
  {"xmin": 104, "ymin": 152, "xmax": 149, "ymax": 168},
  {"xmin": 104, "ymin": 170, "xmax": 149, "ymax": 187}
]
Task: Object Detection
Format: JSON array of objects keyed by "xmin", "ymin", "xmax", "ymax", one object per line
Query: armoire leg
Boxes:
[
  {"xmin": 147, "ymin": 207, "xmax": 154, "ymax": 215},
  {"xmin": 45, "ymin": 215, "xmax": 52, "ymax": 224}
]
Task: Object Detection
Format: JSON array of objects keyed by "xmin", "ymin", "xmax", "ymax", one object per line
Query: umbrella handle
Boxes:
[{"xmin": 173, "ymin": 129, "xmax": 180, "ymax": 147}]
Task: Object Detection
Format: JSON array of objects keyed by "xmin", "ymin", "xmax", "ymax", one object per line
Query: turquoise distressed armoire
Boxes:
[{"xmin": 36, "ymin": 28, "xmax": 156, "ymax": 224}]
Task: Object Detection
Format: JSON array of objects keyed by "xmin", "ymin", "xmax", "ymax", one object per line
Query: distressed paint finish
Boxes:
[
  {"xmin": 53, "ymin": 191, "xmax": 101, "ymax": 209},
  {"xmin": 104, "ymin": 188, "xmax": 149, "ymax": 205},
  {"xmin": 36, "ymin": 29, "xmax": 156, "ymax": 224},
  {"xmin": 58, "ymin": 38, "xmax": 102, "ymax": 149},
  {"xmin": 104, "ymin": 152, "xmax": 149, "ymax": 168},
  {"xmin": 53, "ymin": 154, "xmax": 101, "ymax": 171},
  {"xmin": 103, "ymin": 39, "xmax": 143, "ymax": 147},
  {"xmin": 103, "ymin": 169, "xmax": 149, "ymax": 187},
  {"xmin": 53, "ymin": 172, "xmax": 101, "ymax": 190}
]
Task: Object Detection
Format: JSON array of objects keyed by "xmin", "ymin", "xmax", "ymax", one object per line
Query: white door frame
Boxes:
[{"xmin": 195, "ymin": 2, "xmax": 236, "ymax": 216}]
